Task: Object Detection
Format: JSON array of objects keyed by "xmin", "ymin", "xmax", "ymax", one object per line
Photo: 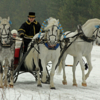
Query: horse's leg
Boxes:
[
  {"xmin": 4, "ymin": 58, "xmax": 9, "ymax": 87},
  {"xmin": 78, "ymin": 55, "xmax": 87, "ymax": 86},
  {"xmin": 37, "ymin": 69, "xmax": 42, "ymax": 87},
  {"xmin": 2, "ymin": 60, "xmax": 5, "ymax": 67},
  {"xmin": 62, "ymin": 55, "xmax": 67, "ymax": 85},
  {"xmin": 41, "ymin": 60, "xmax": 47, "ymax": 83},
  {"xmin": 34, "ymin": 58, "xmax": 42, "ymax": 87},
  {"xmin": 56, "ymin": 54, "xmax": 67, "ymax": 85},
  {"xmin": 72, "ymin": 57, "xmax": 78, "ymax": 86},
  {"xmin": 34, "ymin": 57, "xmax": 39, "ymax": 71},
  {"xmin": 4, "ymin": 65, "xmax": 8, "ymax": 87},
  {"xmin": 50, "ymin": 62, "xmax": 57, "ymax": 89},
  {"xmin": 0, "ymin": 62, "xmax": 3, "ymax": 88},
  {"xmin": 85, "ymin": 54, "xmax": 93, "ymax": 80},
  {"xmin": 9, "ymin": 59, "xmax": 14, "ymax": 88}
]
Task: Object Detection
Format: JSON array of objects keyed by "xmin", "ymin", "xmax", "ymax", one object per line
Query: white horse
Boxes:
[
  {"xmin": 25, "ymin": 17, "xmax": 61, "ymax": 89},
  {"xmin": 58, "ymin": 18, "xmax": 100, "ymax": 86},
  {"xmin": 0, "ymin": 17, "xmax": 15, "ymax": 88}
]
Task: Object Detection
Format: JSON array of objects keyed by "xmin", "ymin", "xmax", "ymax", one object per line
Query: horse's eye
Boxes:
[{"xmin": 47, "ymin": 29, "xmax": 50, "ymax": 32}]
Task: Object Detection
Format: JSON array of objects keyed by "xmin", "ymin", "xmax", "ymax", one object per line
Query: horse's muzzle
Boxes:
[{"xmin": 48, "ymin": 41, "xmax": 57, "ymax": 46}]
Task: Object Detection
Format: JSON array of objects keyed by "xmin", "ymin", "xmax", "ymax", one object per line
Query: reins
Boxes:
[
  {"xmin": 64, "ymin": 25, "xmax": 100, "ymax": 43},
  {"xmin": 55, "ymin": 33, "xmax": 81, "ymax": 69}
]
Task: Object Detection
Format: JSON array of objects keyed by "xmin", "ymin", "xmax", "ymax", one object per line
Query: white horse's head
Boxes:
[
  {"xmin": 44, "ymin": 17, "xmax": 60, "ymax": 46},
  {"xmin": 0, "ymin": 17, "xmax": 11, "ymax": 44},
  {"xmin": 82, "ymin": 18, "xmax": 100, "ymax": 46}
]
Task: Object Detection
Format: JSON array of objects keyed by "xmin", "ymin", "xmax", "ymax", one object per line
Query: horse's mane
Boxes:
[
  {"xmin": 44, "ymin": 17, "xmax": 59, "ymax": 30},
  {"xmin": 82, "ymin": 18, "xmax": 100, "ymax": 28}
]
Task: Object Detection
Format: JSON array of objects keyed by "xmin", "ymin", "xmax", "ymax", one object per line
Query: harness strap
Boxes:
[
  {"xmin": 33, "ymin": 45, "xmax": 40, "ymax": 54},
  {"xmin": 80, "ymin": 34, "xmax": 96, "ymax": 42},
  {"xmin": 55, "ymin": 35, "xmax": 79, "ymax": 69}
]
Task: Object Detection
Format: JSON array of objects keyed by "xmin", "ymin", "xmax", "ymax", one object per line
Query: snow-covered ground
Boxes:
[{"xmin": 0, "ymin": 45, "xmax": 100, "ymax": 100}]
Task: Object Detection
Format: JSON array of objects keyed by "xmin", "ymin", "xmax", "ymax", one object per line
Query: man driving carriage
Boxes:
[
  {"xmin": 18, "ymin": 12, "xmax": 42, "ymax": 71},
  {"xmin": 18, "ymin": 12, "xmax": 41, "ymax": 52}
]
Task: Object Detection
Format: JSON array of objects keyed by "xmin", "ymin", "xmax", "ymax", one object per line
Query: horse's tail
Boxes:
[
  {"xmin": 56, "ymin": 60, "xmax": 63, "ymax": 74},
  {"xmin": 24, "ymin": 48, "xmax": 34, "ymax": 71}
]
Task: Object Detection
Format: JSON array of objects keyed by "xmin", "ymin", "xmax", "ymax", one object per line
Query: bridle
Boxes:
[
  {"xmin": 93, "ymin": 26, "xmax": 100, "ymax": 38},
  {"xmin": 73, "ymin": 25, "xmax": 100, "ymax": 43},
  {"xmin": 46, "ymin": 25, "xmax": 59, "ymax": 43},
  {"xmin": 0, "ymin": 24, "xmax": 11, "ymax": 43}
]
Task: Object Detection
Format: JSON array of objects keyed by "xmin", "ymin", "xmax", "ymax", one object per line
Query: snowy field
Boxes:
[{"xmin": 0, "ymin": 45, "xmax": 100, "ymax": 100}]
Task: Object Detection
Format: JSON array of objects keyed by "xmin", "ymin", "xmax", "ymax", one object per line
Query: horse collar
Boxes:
[
  {"xmin": 44, "ymin": 42, "xmax": 59, "ymax": 50},
  {"xmin": 80, "ymin": 34, "xmax": 95, "ymax": 42}
]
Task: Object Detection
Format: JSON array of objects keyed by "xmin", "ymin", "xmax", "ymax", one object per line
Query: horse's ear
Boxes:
[
  {"xmin": 0, "ymin": 17, "xmax": 2, "ymax": 20},
  {"xmin": 8, "ymin": 16, "xmax": 10, "ymax": 21},
  {"xmin": 0, "ymin": 17, "xmax": 2, "ymax": 23},
  {"xmin": 57, "ymin": 19, "xmax": 59, "ymax": 25},
  {"xmin": 8, "ymin": 16, "xmax": 12, "ymax": 24},
  {"xmin": 77, "ymin": 24, "xmax": 83, "ymax": 33},
  {"xmin": 57, "ymin": 19, "xmax": 59, "ymax": 22},
  {"xmin": 48, "ymin": 17, "xmax": 54, "ymax": 22}
]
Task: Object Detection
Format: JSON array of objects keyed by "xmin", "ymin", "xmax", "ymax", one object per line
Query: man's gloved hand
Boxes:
[
  {"xmin": 20, "ymin": 34, "xmax": 24, "ymax": 38},
  {"xmin": 30, "ymin": 41, "xmax": 35, "ymax": 47}
]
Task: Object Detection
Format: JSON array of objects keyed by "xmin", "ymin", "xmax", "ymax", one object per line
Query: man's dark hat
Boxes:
[{"xmin": 28, "ymin": 12, "xmax": 35, "ymax": 18}]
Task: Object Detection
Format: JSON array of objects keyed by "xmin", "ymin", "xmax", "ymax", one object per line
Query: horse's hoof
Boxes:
[
  {"xmin": 4, "ymin": 84, "xmax": 8, "ymax": 87},
  {"xmin": 0, "ymin": 86, "xmax": 4, "ymax": 88},
  {"xmin": 50, "ymin": 87, "xmax": 56, "ymax": 89},
  {"xmin": 9, "ymin": 84, "xmax": 13, "ymax": 88},
  {"xmin": 62, "ymin": 81, "xmax": 67, "ymax": 85},
  {"xmin": 37, "ymin": 84, "xmax": 42, "ymax": 87},
  {"xmin": 82, "ymin": 83, "xmax": 87, "ymax": 87},
  {"xmin": 73, "ymin": 84, "xmax": 77, "ymax": 86}
]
